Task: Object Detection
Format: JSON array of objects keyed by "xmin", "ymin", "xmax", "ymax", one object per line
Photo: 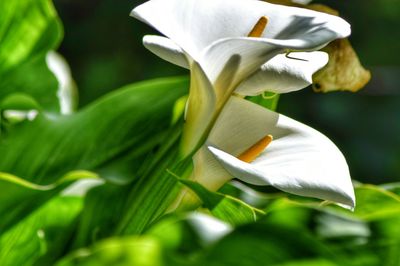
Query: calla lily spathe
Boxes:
[
  {"xmin": 132, "ymin": 0, "xmax": 351, "ymax": 156},
  {"xmin": 132, "ymin": 0, "xmax": 355, "ymax": 208},
  {"xmin": 196, "ymin": 96, "xmax": 355, "ymax": 208}
]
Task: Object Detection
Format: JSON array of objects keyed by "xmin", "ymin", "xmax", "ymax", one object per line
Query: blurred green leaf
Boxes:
[
  {"xmin": 180, "ymin": 179, "xmax": 265, "ymax": 225},
  {"xmin": 71, "ymin": 183, "xmax": 132, "ymax": 249},
  {"xmin": 352, "ymin": 185, "xmax": 400, "ymax": 266},
  {"xmin": 0, "ymin": 0, "xmax": 63, "ymax": 112},
  {"xmin": 343, "ymin": 185, "xmax": 400, "ymax": 221},
  {"xmin": 0, "ymin": 93, "xmax": 42, "ymax": 111},
  {"xmin": 0, "ymin": 77, "xmax": 188, "ymax": 184},
  {"xmin": 0, "ymin": 170, "xmax": 97, "ymax": 233},
  {"xmin": 0, "ymin": 77, "xmax": 188, "ymax": 234},
  {"xmin": 201, "ymin": 221, "xmax": 334, "ymax": 266},
  {"xmin": 55, "ymin": 236, "xmax": 163, "ymax": 266},
  {"xmin": 0, "ymin": 196, "xmax": 83, "ymax": 266}
]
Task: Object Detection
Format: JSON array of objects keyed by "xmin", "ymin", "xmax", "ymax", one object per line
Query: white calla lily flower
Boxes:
[
  {"xmin": 132, "ymin": 0, "xmax": 350, "ymax": 60},
  {"xmin": 133, "ymin": 0, "xmax": 350, "ymax": 156},
  {"xmin": 132, "ymin": 0, "xmax": 355, "ymax": 208},
  {"xmin": 193, "ymin": 96, "xmax": 355, "ymax": 209}
]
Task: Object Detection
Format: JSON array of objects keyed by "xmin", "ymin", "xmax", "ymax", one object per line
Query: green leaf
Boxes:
[
  {"xmin": 55, "ymin": 236, "xmax": 163, "ymax": 266},
  {"xmin": 0, "ymin": 93, "xmax": 42, "ymax": 111},
  {"xmin": 339, "ymin": 184, "xmax": 400, "ymax": 221},
  {"xmin": 0, "ymin": 77, "xmax": 188, "ymax": 184},
  {"xmin": 0, "ymin": 0, "xmax": 63, "ymax": 112},
  {"xmin": 0, "ymin": 76, "xmax": 188, "ymax": 233},
  {"xmin": 179, "ymin": 179, "xmax": 265, "ymax": 225},
  {"xmin": 115, "ymin": 128, "xmax": 193, "ymax": 235},
  {"xmin": 0, "ymin": 171, "xmax": 97, "ymax": 233},
  {"xmin": 247, "ymin": 92, "xmax": 280, "ymax": 111},
  {"xmin": 0, "ymin": 0, "xmax": 62, "ymax": 72},
  {"xmin": 351, "ymin": 185, "xmax": 400, "ymax": 266},
  {"xmin": 0, "ymin": 196, "xmax": 83, "ymax": 266},
  {"xmin": 71, "ymin": 183, "xmax": 132, "ymax": 249},
  {"xmin": 200, "ymin": 221, "xmax": 335, "ymax": 266}
]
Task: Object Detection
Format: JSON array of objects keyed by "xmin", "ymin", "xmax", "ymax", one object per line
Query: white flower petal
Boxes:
[
  {"xmin": 200, "ymin": 37, "xmax": 282, "ymax": 86},
  {"xmin": 46, "ymin": 51, "xmax": 77, "ymax": 114},
  {"xmin": 235, "ymin": 51, "xmax": 329, "ymax": 95},
  {"xmin": 207, "ymin": 97, "xmax": 355, "ymax": 208},
  {"xmin": 180, "ymin": 61, "xmax": 216, "ymax": 157},
  {"xmin": 187, "ymin": 213, "xmax": 233, "ymax": 245},
  {"xmin": 191, "ymin": 95, "xmax": 279, "ymax": 191},
  {"xmin": 191, "ymin": 146, "xmax": 233, "ymax": 191},
  {"xmin": 208, "ymin": 96, "xmax": 279, "ymax": 157},
  {"xmin": 132, "ymin": 0, "xmax": 350, "ymax": 59},
  {"xmin": 181, "ymin": 56, "xmax": 242, "ymax": 157},
  {"xmin": 143, "ymin": 35, "xmax": 189, "ymax": 69}
]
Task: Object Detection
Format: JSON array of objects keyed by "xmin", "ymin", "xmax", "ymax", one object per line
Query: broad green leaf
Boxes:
[
  {"xmin": 0, "ymin": 0, "xmax": 63, "ymax": 112},
  {"xmin": 0, "ymin": 171, "xmax": 97, "ymax": 233},
  {"xmin": 71, "ymin": 183, "xmax": 132, "ymax": 249},
  {"xmin": 179, "ymin": 179, "xmax": 265, "ymax": 225},
  {"xmin": 0, "ymin": 77, "xmax": 188, "ymax": 184},
  {"xmin": 0, "ymin": 196, "xmax": 83, "ymax": 266},
  {"xmin": 55, "ymin": 113, "xmax": 189, "ymax": 252},
  {"xmin": 0, "ymin": 77, "xmax": 188, "ymax": 234},
  {"xmin": 0, "ymin": 56, "xmax": 59, "ymax": 114}
]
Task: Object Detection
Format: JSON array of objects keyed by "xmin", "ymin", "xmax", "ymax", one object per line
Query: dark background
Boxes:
[{"xmin": 53, "ymin": 0, "xmax": 400, "ymax": 184}]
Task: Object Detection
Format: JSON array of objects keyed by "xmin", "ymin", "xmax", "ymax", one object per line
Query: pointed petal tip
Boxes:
[
  {"xmin": 130, "ymin": 2, "xmax": 147, "ymax": 20},
  {"xmin": 207, "ymin": 145, "xmax": 222, "ymax": 157},
  {"xmin": 334, "ymin": 17, "xmax": 351, "ymax": 39},
  {"xmin": 337, "ymin": 196, "xmax": 356, "ymax": 211},
  {"xmin": 129, "ymin": 7, "xmax": 139, "ymax": 19}
]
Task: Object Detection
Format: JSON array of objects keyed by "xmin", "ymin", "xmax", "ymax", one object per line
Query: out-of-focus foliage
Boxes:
[
  {"xmin": 0, "ymin": 196, "xmax": 83, "ymax": 266},
  {"xmin": 0, "ymin": 0, "xmax": 63, "ymax": 113},
  {"xmin": 0, "ymin": 170, "xmax": 97, "ymax": 233},
  {"xmin": 46, "ymin": 184, "xmax": 400, "ymax": 266}
]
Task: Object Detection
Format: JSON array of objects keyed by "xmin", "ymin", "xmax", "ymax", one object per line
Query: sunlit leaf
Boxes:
[
  {"xmin": 55, "ymin": 236, "xmax": 163, "ymax": 266},
  {"xmin": 0, "ymin": 171, "xmax": 97, "ymax": 233},
  {"xmin": 0, "ymin": 0, "xmax": 63, "ymax": 112},
  {"xmin": 0, "ymin": 77, "xmax": 188, "ymax": 184},
  {"xmin": 0, "ymin": 77, "xmax": 188, "ymax": 235},
  {"xmin": 352, "ymin": 185, "xmax": 400, "ymax": 221},
  {"xmin": 247, "ymin": 91, "xmax": 280, "ymax": 111},
  {"xmin": 0, "ymin": 196, "xmax": 83, "ymax": 266}
]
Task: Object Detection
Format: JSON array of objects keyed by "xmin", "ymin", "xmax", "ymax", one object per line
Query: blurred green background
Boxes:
[{"xmin": 53, "ymin": 0, "xmax": 400, "ymax": 184}]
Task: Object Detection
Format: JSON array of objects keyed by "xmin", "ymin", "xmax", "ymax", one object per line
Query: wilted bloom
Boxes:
[{"xmin": 132, "ymin": 0, "xmax": 355, "ymax": 208}]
